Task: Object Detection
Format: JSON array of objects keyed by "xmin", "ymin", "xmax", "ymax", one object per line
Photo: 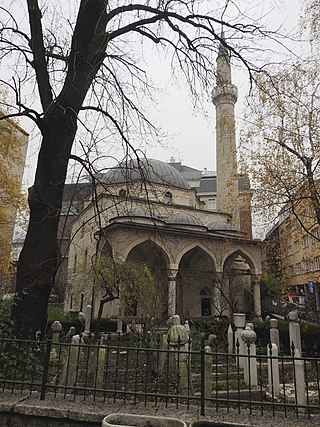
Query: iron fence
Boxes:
[{"xmin": 0, "ymin": 334, "xmax": 320, "ymax": 418}]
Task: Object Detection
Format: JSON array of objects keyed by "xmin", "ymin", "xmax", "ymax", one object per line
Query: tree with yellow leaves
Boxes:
[
  {"xmin": 70, "ymin": 256, "xmax": 166, "ymax": 340},
  {"xmin": 240, "ymin": 60, "xmax": 320, "ymax": 236},
  {"xmin": 0, "ymin": 116, "xmax": 27, "ymax": 290}
]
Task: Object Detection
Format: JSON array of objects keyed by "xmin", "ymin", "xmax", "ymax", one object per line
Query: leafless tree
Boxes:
[{"xmin": 0, "ymin": 0, "xmax": 277, "ymax": 336}]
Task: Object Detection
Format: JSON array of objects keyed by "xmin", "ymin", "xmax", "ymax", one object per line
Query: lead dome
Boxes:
[{"xmin": 102, "ymin": 158, "xmax": 190, "ymax": 190}]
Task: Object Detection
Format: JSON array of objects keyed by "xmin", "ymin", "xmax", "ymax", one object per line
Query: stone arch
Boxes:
[
  {"xmin": 175, "ymin": 242, "xmax": 217, "ymax": 269},
  {"xmin": 176, "ymin": 246, "xmax": 217, "ymax": 318},
  {"xmin": 125, "ymin": 240, "xmax": 170, "ymax": 319},
  {"xmin": 221, "ymin": 248, "xmax": 258, "ymax": 317},
  {"xmin": 126, "ymin": 239, "xmax": 170, "ymax": 268},
  {"xmin": 122, "ymin": 236, "xmax": 172, "ymax": 266},
  {"xmin": 221, "ymin": 248, "xmax": 258, "ymax": 275}
]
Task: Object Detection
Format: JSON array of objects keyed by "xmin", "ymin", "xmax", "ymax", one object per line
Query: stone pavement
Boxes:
[{"xmin": 0, "ymin": 391, "xmax": 319, "ymax": 426}]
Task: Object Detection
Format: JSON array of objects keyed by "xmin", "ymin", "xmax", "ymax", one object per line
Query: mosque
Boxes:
[{"xmin": 64, "ymin": 42, "xmax": 262, "ymax": 321}]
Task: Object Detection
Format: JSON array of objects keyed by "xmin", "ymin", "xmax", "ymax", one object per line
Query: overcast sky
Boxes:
[{"xmin": 20, "ymin": 0, "xmax": 304, "ymax": 186}]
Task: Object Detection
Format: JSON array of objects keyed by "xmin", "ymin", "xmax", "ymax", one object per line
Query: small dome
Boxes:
[
  {"xmin": 230, "ymin": 256, "xmax": 250, "ymax": 274},
  {"xmin": 169, "ymin": 212, "xmax": 203, "ymax": 226},
  {"xmin": 208, "ymin": 221, "xmax": 238, "ymax": 232},
  {"xmin": 101, "ymin": 158, "xmax": 190, "ymax": 190}
]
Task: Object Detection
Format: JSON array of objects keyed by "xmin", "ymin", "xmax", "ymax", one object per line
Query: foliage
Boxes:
[
  {"xmin": 0, "ymin": 298, "xmax": 14, "ymax": 337},
  {"xmin": 259, "ymin": 273, "xmax": 283, "ymax": 316},
  {"xmin": 301, "ymin": 0, "xmax": 320, "ymax": 42},
  {"xmin": 240, "ymin": 61, "xmax": 320, "ymax": 233},
  {"xmin": 73, "ymin": 256, "xmax": 165, "ymax": 338},
  {"xmin": 189, "ymin": 317, "xmax": 229, "ymax": 349},
  {"xmin": 0, "ymin": 116, "xmax": 27, "ymax": 281}
]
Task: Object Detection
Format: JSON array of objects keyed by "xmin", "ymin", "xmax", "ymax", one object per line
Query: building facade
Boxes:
[
  {"xmin": 273, "ymin": 204, "xmax": 320, "ymax": 312},
  {"xmin": 64, "ymin": 43, "xmax": 262, "ymax": 322}
]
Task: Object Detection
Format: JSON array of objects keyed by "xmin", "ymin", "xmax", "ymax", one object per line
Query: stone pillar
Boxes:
[
  {"xmin": 270, "ymin": 319, "xmax": 280, "ymax": 351},
  {"xmin": 51, "ymin": 321, "xmax": 62, "ymax": 344},
  {"xmin": 168, "ymin": 269, "xmax": 178, "ymax": 317},
  {"xmin": 288, "ymin": 310, "xmax": 302, "ymax": 356},
  {"xmin": 227, "ymin": 324, "xmax": 233, "ymax": 354},
  {"xmin": 213, "ymin": 271, "xmax": 224, "ymax": 315},
  {"xmin": 241, "ymin": 325, "xmax": 257, "ymax": 387},
  {"xmin": 267, "ymin": 343, "xmax": 280, "ymax": 398},
  {"xmin": 252, "ymin": 275, "xmax": 262, "ymax": 318},
  {"xmin": 50, "ymin": 321, "xmax": 62, "ymax": 361},
  {"xmin": 167, "ymin": 315, "xmax": 192, "ymax": 394},
  {"xmin": 233, "ymin": 313, "xmax": 246, "ymax": 367},
  {"xmin": 294, "ymin": 349, "xmax": 306, "ymax": 411},
  {"xmin": 84, "ymin": 304, "xmax": 92, "ymax": 333},
  {"xmin": 62, "ymin": 335, "xmax": 81, "ymax": 388},
  {"xmin": 117, "ymin": 317, "xmax": 123, "ymax": 334}
]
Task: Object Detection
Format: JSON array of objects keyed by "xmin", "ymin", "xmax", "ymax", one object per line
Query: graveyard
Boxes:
[{"xmin": 1, "ymin": 304, "xmax": 320, "ymax": 426}]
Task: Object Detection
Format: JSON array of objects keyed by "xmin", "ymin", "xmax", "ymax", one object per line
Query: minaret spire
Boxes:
[{"xmin": 212, "ymin": 35, "xmax": 239, "ymax": 228}]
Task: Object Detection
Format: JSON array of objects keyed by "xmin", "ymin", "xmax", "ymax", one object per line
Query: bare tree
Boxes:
[{"xmin": 0, "ymin": 0, "xmax": 275, "ymax": 336}]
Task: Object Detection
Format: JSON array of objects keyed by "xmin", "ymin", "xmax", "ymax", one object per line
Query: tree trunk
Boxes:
[{"xmin": 11, "ymin": 107, "xmax": 77, "ymax": 337}]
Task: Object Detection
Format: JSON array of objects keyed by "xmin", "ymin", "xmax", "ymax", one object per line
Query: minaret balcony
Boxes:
[{"xmin": 212, "ymin": 84, "xmax": 238, "ymax": 106}]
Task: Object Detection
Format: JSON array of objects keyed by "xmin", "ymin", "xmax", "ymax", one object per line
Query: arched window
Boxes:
[
  {"xmin": 200, "ymin": 289, "xmax": 212, "ymax": 317},
  {"xmin": 164, "ymin": 191, "xmax": 173, "ymax": 204}
]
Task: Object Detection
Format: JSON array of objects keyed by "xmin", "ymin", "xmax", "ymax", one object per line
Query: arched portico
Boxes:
[
  {"xmin": 176, "ymin": 246, "xmax": 217, "ymax": 318},
  {"xmin": 126, "ymin": 240, "xmax": 170, "ymax": 319},
  {"xmin": 222, "ymin": 249, "xmax": 261, "ymax": 317}
]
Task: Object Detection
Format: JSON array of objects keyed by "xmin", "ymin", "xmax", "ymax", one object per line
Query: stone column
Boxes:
[
  {"xmin": 241, "ymin": 325, "xmax": 257, "ymax": 387},
  {"xmin": 234, "ymin": 313, "xmax": 246, "ymax": 367},
  {"xmin": 213, "ymin": 271, "xmax": 224, "ymax": 316},
  {"xmin": 84, "ymin": 304, "xmax": 92, "ymax": 333},
  {"xmin": 50, "ymin": 321, "xmax": 62, "ymax": 361},
  {"xmin": 252, "ymin": 275, "xmax": 262, "ymax": 318},
  {"xmin": 270, "ymin": 319, "xmax": 280, "ymax": 351},
  {"xmin": 168, "ymin": 269, "xmax": 178, "ymax": 317},
  {"xmin": 51, "ymin": 321, "xmax": 62, "ymax": 344},
  {"xmin": 227, "ymin": 324, "xmax": 233, "ymax": 354},
  {"xmin": 288, "ymin": 310, "xmax": 302, "ymax": 356}
]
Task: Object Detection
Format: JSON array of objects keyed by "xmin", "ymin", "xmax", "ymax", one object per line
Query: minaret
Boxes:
[{"xmin": 212, "ymin": 36, "xmax": 240, "ymax": 228}]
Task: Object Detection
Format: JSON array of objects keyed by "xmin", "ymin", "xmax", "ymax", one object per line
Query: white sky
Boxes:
[{"xmin": 20, "ymin": 0, "xmax": 304, "ymax": 186}]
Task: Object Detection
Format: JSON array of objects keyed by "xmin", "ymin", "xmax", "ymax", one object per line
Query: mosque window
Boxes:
[
  {"xmin": 164, "ymin": 191, "xmax": 173, "ymax": 204},
  {"xmin": 200, "ymin": 289, "xmax": 212, "ymax": 316}
]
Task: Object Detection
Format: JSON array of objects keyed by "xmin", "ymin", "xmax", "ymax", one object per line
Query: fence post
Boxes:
[
  {"xmin": 200, "ymin": 337, "xmax": 206, "ymax": 416},
  {"xmin": 294, "ymin": 348, "xmax": 306, "ymax": 412},
  {"xmin": 204, "ymin": 346, "xmax": 212, "ymax": 404},
  {"xmin": 267, "ymin": 343, "xmax": 279, "ymax": 398},
  {"xmin": 40, "ymin": 337, "xmax": 52, "ymax": 400}
]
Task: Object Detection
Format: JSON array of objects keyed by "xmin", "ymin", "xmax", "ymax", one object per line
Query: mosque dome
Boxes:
[
  {"xmin": 208, "ymin": 221, "xmax": 238, "ymax": 232},
  {"xmin": 101, "ymin": 158, "xmax": 190, "ymax": 190},
  {"xmin": 168, "ymin": 212, "xmax": 203, "ymax": 227}
]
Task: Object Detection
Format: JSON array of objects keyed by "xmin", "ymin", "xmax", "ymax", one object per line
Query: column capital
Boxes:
[{"xmin": 168, "ymin": 268, "xmax": 178, "ymax": 280}]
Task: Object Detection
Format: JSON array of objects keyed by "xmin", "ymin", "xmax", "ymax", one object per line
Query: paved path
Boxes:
[{"xmin": 1, "ymin": 391, "xmax": 319, "ymax": 426}]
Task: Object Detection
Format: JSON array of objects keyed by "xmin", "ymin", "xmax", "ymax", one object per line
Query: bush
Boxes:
[
  {"xmin": 189, "ymin": 317, "xmax": 229, "ymax": 350},
  {"xmin": 253, "ymin": 318, "xmax": 320, "ymax": 356}
]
